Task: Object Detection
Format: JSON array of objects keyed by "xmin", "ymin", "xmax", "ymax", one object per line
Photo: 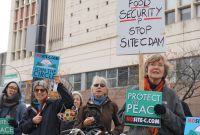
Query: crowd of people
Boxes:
[{"xmin": 0, "ymin": 54, "xmax": 193, "ymax": 135}]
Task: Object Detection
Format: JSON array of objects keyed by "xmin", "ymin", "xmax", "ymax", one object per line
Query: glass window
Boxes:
[
  {"xmin": 14, "ymin": 32, "xmax": 17, "ymax": 51},
  {"xmin": 181, "ymin": 8, "xmax": 191, "ymax": 21},
  {"xmin": 166, "ymin": 12, "xmax": 175, "ymax": 25},
  {"xmin": 129, "ymin": 66, "xmax": 139, "ymax": 86},
  {"xmin": 74, "ymin": 74, "xmax": 81, "ymax": 91},
  {"xmin": 87, "ymin": 72, "xmax": 96, "ymax": 89},
  {"xmin": 19, "ymin": 31, "xmax": 22, "ymax": 49},
  {"xmin": 22, "ymin": 0, "xmax": 25, "ymax": 6},
  {"xmin": 30, "ymin": 52, "xmax": 32, "ymax": 57},
  {"xmin": 165, "ymin": 0, "xmax": 175, "ymax": 10},
  {"xmin": 23, "ymin": 50, "xmax": 26, "ymax": 58},
  {"xmin": 197, "ymin": 5, "xmax": 200, "ymax": 17},
  {"xmin": 12, "ymin": 53, "xmax": 15, "ymax": 60},
  {"xmin": 15, "ymin": 10, "xmax": 19, "ymax": 21},
  {"xmin": 180, "ymin": 0, "xmax": 191, "ymax": 6},
  {"xmin": 18, "ymin": 51, "xmax": 21, "ymax": 59},
  {"xmin": 107, "ymin": 69, "xmax": 117, "ymax": 88},
  {"xmin": 118, "ymin": 67, "xmax": 128, "ymax": 87},
  {"xmin": 16, "ymin": 1, "xmax": 19, "ymax": 8},
  {"xmin": 96, "ymin": 71, "xmax": 106, "ymax": 78}
]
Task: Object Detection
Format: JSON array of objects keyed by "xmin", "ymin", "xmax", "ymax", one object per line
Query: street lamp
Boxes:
[{"xmin": 2, "ymin": 64, "xmax": 22, "ymax": 87}]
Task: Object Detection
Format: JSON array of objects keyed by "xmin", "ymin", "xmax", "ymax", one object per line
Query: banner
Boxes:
[
  {"xmin": 125, "ymin": 89, "xmax": 162, "ymax": 127},
  {"xmin": 0, "ymin": 118, "xmax": 14, "ymax": 134},
  {"xmin": 32, "ymin": 53, "xmax": 60, "ymax": 80},
  {"xmin": 184, "ymin": 117, "xmax": 200, "ymax": 135}
]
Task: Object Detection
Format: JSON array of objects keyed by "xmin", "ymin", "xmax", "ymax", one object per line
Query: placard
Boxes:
[
  {"xmin": 32, "ymin": 53, "xmax": 60, "ymax": 80},
  {"xmin": 125, "ymin": 89, "xmax": 162, "ymax": 127},
  {"xmin": 184, "ymin": 117, "xmax": 200, "ymax": 135},
  {"xmin": 116, "ymin": 0, "xmax": 165, "ymax": 55},
  {"xmin": 0, "ymin": 118, "xmax": 14, "ymax": 134}
]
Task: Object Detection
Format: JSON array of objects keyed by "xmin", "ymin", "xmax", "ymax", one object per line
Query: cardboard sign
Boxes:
[
  {"xmin": 116, "ymin": 0, "xmax": 165, "ymax": 55},
  {"xmin": 125, "ymin": 89, "xmax": 162, "ymax": 128},
  {"xmin": 184, "ymin": 117, "xmax": 200, "ymax": 135},
  {"xmin": 0, "ymin": 118, "xmax": 14, "ymax": 134},
  {"xmin": 32, "ymin": 53, "xmax": 60, "ymax": 80}
]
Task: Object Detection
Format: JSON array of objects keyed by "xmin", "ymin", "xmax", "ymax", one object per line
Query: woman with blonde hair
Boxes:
[{"xmin": 117, "ymin": 54, "xmax": 186, "ymax": 135}]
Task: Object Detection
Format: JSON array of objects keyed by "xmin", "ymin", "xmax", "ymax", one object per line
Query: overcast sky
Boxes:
[{"xmin": 0, "ymin": 0, "xmax": 11, "ymax": 53}]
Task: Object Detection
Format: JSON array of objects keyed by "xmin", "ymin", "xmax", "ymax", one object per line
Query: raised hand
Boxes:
[
  {"xmin": 32, "ymin": 112, "xmax": 42, "ymax": 124},
  {"xmin": 53, "ymin": 74, "xmax": 61, "ymax": 84}
]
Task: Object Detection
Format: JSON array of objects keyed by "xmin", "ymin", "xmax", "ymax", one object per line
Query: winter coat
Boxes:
[
  {"xmin": 60, "ymin": 120, "xmax": 75, "ymax": 135},
  {"xmin": 117, "ymin": 84, "xmax": 186, "ymax": 135},
  {"xmin": 0, "ymin": 81, "xmax": 26, "ymax": 135},
  {"xmin": 74, "ymin": 97, "xmax": 124, "ymax": 135},
  {"xmin": 19, "ymin": 83, "xmax": 74, "ymax": 135}
]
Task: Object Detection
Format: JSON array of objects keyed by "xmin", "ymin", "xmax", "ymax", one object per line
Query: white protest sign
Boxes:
[
  {"xmin": 116, "ymin": 0, "xmax": 165, "ymax": 55},
  {"xmin": 50, "ymin": 80, "xmax": 58, "ymax": 92}
]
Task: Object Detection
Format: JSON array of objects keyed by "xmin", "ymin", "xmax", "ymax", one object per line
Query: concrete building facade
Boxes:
[
  {"xmin": 0, "ymin": 52, "xmax": 7, "ymax": 87},
  {"xmin": 5, "ymin": 0, "xmax": 200, "ymax": 116}
]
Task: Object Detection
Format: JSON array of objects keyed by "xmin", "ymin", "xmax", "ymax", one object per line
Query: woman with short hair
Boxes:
[
  {"xmin": 0, "ymin": 81, "xmax": 26, "ymax": 135},
  {"xmin": 74, "ymin": 76, "xmax": 123, "ymax": 135},
  {"xmin": 117, "ymin": 54, "xmax": 186, "ymax": 135},
  {"xmin": 19, "ymin": 75, "xmax": 74, "ymax": 135}
]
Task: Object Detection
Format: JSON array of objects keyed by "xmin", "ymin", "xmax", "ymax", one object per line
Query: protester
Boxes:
[
  {"xmin": 0, "ymin": 81, "xmax": 26, "ymax": 135},
  {"xmin": 60, "ymin": 91, "xmax": 83, "ymax": 134},
  {"xmin": 117, "ymin": 54, "xmax": 186, "ymax": 135},
  {"xmin": 19, "ymin": 75, "xmax": 74, "ymax": 135},
  {"xmin": 74, "ymin": 76, "xmax": 123, "ymax": 135}
]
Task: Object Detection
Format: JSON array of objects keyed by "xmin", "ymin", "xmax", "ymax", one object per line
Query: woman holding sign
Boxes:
[
  {"xmin": 0, "ymin": 81, "xmax": 26, "ymax": 135},
  {"xmin": 74, "ymin": 76, "xmax": 123, "ymax": 135},
  {"xmin": 117, "ymin": 54, "xmax": 186, "ymax": 135},
  {"xmin": 19, "ymin": 75, "xmax": 74, "ymax": 135}
]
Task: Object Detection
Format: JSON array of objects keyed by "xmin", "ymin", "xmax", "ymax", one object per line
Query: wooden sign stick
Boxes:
[{"xmin": 139, "ymin": 53, "xmax": 144, "ymax": 90}]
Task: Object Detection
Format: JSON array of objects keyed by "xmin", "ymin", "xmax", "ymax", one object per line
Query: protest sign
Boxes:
[
  {"xmin": 184, "ymin": 117, "xmax": 200, "ymax": 135},
  {"xmin": 32, "ymin": 53, "xmax": 60, "ymax": 80},
  {"xmin": 116, "ymin": 0, "xmax": 165, "ymax": 55},
  {"xmin": 51, "ymin": 80, "xmax": 58, "ymax": 92},
  {"xmin": 125, "ymin": 89, "xmax": 162, "ymax": 127},
  {"xmin": 0, "ymin": 118, "xmax": 14, "ymax": 134}
]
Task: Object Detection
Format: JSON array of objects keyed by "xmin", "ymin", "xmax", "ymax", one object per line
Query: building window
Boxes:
[
  {"xmin": 13, "ymin": 32, "xmax": 17, "ymax": 51},
  {"xmin": 70, "ymin": 34, "xmax": 72, "ymax": 37},
  {"xmin": 31, "ymin": 16, "xmax": 35, "ymax": 24},
  {"xmin": 24, "ymin": 29, "xmax": 27, "ymax": 48},
  {"xmin": 26, "ymin": 5, "xmax": 30, "ymax": 17},
  {"xmin": 30, "ymin": 52, "xmax": 32, "ymax": 57},
  {"xmin": 20, "ymin": 21, "xmax": 23, "ymax": 29},
  {"xmin": 78, "ymin": 21, "xmax": 80, "ymax": 24},
  {"xmin": 16, "ymin": 1, "xmax": 19, "ymax": 8},
  {"xmin": 166, "ymin": 12, "xmax": 175, "ymax": 25},
  {"xmin": 180, "ymin": 0, "xmax": 191, "ymax": 6},
  {"xmin": 18, "ymin": 51, "xmax": 21, "ymax": 59},
  {"xmin": 118, "ymin": 67, "xmax": 128, "ymax": 87},
  {"xmin": 87, "ymin": 29, "xmax": 89, "ymax": 32},
  {"xmin": 32, "ymin": 3, "xmax": 36, "ymax": 15},
  {"xmin": 71, "ymin": 13, "xmax": 73, "ymax": 17},
  {"xmin": 96, "ymin": 15, "xmax": 98, "ymax": 19},
  {"xmin": 181, "ymin": 8, "xmax": 191, "ymax": 21},
  {"xmin": 22, "ymin": 0, "xmax": 25, "ymax": 6},
  {"xmin": 12, "ymin": 53, "xmax": 15, "ymax": 60},
  {"xmin": 129, "ymin": 66, "xmax": 139, "ymax": 86},
  {"xmin": 107, "ymin": 69, "xmax": 117, "ymax": 88},
  {"xmin": 88, "ymin": 8, "xmax": 90, "ymax": 11},
  {"xmin": 105, "ymin": 24, "xmax": 108, "ymax": 27},
  {"xmin": 27, "ymin": 0, "xmax": 30, "ymax": 4},
  {"xmin": 23, "ymin": 50, "xmax": 26, "ymax": 58},
  {"xmin": 96, "ymin": 71, "xmax": 106, "ymax": 78},
  {"xmin": 25, "ymin": 19, "xmax": 29, "ymax": 27},
  {"xmin": 87, "ymin": 72, "xmax": 96, "ymax": 90},
  {"xmin": 14, "ymin": 23, "xmax": 18, "ymax": 31},
  {"xmin": 19, "ymin": 31, "xmax": 22, "ymax": 49},
  {"xmin": 21, "ymin": 7, "xmax": 24, "ymax": 19},
  {"xmin": 165, "ymin": 0, "xmax": 175, "ymax": 10},
  {"xmin": 74, "ymin": 74, "xmax": 81, "ymax": 91},
  {"xmin": 197, "ymin": 5, "xmax": 200, "ymax": 17},
  {"xmin": 106, "ymin": 1, "xmax": 108, "ymax": 5},
  {"xmin": 15, "ymin": 10, "xmax": 19, "ymax": 21}
]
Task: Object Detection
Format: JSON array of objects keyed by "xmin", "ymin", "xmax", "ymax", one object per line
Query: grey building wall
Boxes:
[{"xmin": 0, "ymin": 52, "xmax": 7, "ymax": 87}]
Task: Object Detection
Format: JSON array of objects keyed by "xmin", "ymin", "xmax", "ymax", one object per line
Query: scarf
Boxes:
[
  {"xmin": 0, "ymin": 93, "xmax": 20, "ymax": 119},
  {"xmin": 91, "ymin": 94, "xmax": 107, "ymax": 108},
  {"xmin": 144, "ymin": 77, "xmax": 164, "ymax": 135},
  {"xmin": 33, "ymin": 96, "xmax": 48, "ymax": 113}
]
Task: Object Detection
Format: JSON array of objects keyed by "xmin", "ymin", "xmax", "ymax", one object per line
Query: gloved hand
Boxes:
[
  {"xmin": 154, "ymin": 104, "xmax": 166, "ymax": 115},
  {"xmin": 8, "ymin": 119, "xmax": 18, "ymax": 128}
]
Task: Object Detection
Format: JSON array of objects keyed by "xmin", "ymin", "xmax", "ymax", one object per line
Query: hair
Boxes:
[
  {"xmin": 90, "ymin": 76, "xmax": 109, "ymax": 95},
  {"xmin": 144, "ymin": 54, "xmax": 171, "ymax": 79},
  {"xmin": 33, "ymin": 80, "xmax": 49, "ymax": 93}
]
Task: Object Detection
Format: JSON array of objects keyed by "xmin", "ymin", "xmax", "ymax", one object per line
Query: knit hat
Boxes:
[
  {"xmin": 72, "ymin": 91, "xmax": 83, "ymax": 104},
  {"xmin": 33, "ymin": 80, "xmax": 49, "ymax": 93}
]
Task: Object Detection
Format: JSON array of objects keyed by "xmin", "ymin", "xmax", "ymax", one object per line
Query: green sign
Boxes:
[
  {"xmin": 125, "ymin": 89, "xmax": 162, "ymax": 128},
  {"xmin": 4, "ymin": 74, "xmax": 18, "ymax": 84},
  {"xmin": 0, "ymin": 118, "xmax": 14, "ymax": 134}
]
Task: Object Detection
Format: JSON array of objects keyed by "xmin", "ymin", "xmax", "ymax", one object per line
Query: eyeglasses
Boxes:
[
  {"xmin": 34, "ymin": 89, "xmax": 46, "ymax": 93},
  {"xmin": 149, "ymin": 63, "xmax": 164, "ymax": 68},
  {"xmin": 74, "ymin": 98, "xmax": 80, "ymax": 101},
  {"xmin": 8, "ymin": 86, "xmax": 18, "ymax": 91},
  {"xmin": 93, "ymin": 84, "xmax": 106, "ymax": 87}
]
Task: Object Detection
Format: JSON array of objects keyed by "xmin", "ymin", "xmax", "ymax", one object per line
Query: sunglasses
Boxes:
[
  {"xmin": 34, "ymin": 89, "xmax": 46, "ymax": 93},
  {"xmin": 93, "ymin": 84, "xmax": 106, "ymax": 87}
]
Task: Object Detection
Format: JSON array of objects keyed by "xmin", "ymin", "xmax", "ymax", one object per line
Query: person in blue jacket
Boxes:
[{"xmin": 0, "ymin": 81, "xmax": 26, "ymax": 135}]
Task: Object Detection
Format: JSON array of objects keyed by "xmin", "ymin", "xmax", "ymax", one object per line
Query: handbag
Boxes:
[{"xmin": 57, "ymin": 104, "xmax": 78, "ymax": 122}]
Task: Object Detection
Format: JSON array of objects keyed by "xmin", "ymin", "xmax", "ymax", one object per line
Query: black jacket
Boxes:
[{"xmin": 19, "ymin": 83, "xmax": 74, "ymax": 135}]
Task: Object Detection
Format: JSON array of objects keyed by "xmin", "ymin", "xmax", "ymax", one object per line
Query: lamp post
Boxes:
[{"xmin": 2, "ymin": 64, "xmax": 22, "ymax": 87}]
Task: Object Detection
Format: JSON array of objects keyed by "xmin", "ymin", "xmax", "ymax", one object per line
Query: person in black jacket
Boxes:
[{"xmin": 19, "ymin": 75, "xmax": 74, "ymax": 135}]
